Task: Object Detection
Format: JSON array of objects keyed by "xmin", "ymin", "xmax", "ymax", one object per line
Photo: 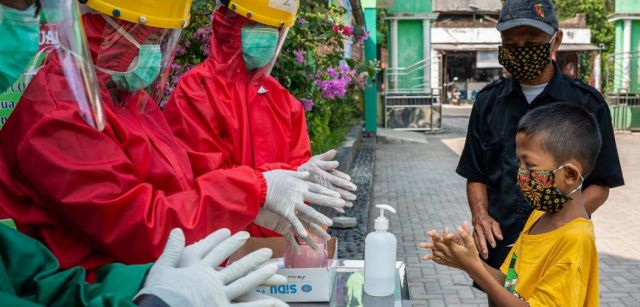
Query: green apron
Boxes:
[{"xmin": 0, "ymin": 226, "xmax": 150, "ymax": 306}]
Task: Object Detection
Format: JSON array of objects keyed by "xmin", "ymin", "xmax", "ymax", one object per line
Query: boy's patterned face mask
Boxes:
[
  {"xmin": 498, "ymin": 34, "xmax": 556, "ymax": 81},
  {"xmin": 516, "ymin": 164, "xmax": 583, "ymax": 213}
]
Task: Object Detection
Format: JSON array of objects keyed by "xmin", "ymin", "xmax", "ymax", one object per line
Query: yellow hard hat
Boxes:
[
  {"xmin": 84, "ymin": 0, "xmax": 192, "ymax": 29},
  {"xmin": 223, "ymin": 0, "xmax": 299, "ymax": 28}
]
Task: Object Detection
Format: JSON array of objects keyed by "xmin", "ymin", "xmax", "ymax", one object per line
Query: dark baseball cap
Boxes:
[{"xmin": 497, "ymin": 0, "xmax": 559, "ymax": 36}]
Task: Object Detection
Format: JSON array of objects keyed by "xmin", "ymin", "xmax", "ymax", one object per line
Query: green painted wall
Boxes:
[
  {"xmin": 361, "ymin": 0, "xmax": 375, "ymax": 8},
  {"xmin": 388, "ymin": 0, "xmax": 432, "ymax": 13},
  {"xmin": 616, "ymin": 0, "xmax": 640, "ymax": 14},
  {"xmin": 615, "ymin": 21, "xmax": 624, "ymax": 91},
  {"xmin": 614, "ymin": 20, "xmax": 640, "ymax": 93},
  {"xmin": 392, "ymin": 20, "xmax": 425, "ymax": 91},
  {"xmin": 631, "ymin": 21, "xmax": 640, "ymax": 93},
  {"xmin": 364, "ymin": 7, "xmax": 378, "ymax": 132}
]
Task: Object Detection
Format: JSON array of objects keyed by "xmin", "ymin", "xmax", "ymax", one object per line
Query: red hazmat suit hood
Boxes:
[{"xmin": 209, "ymin": 6, "xmax": 251, "ymax": 79}]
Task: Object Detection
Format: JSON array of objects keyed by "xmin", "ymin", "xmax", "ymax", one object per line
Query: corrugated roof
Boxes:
[{"xmin": 434, "ymin": 0, "xmax": 502, "ymax": 13}]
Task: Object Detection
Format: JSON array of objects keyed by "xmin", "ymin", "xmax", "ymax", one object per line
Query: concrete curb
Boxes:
[
  {"xmin": 327, "ymin": 134, "xmax": 376, "ymax": 259},
  {"xmin": 334, "ymin": 121, "xmax": 364, "ymax": 173},
  {"xmin": 377, "ymin": 128, "xmax": 429, "ymax": 144}
]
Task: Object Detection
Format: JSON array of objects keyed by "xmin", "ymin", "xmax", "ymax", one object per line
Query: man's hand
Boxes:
[{"xmin": 472, "ymin": 211, "xmax": 503, "ymax": 260}]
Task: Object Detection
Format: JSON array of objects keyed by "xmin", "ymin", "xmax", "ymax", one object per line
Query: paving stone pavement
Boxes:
[
  {"xmin": 371, "ymin": 107, "xmax": 640, "ymax": 306},
  {"xmin": 592, "ymin": 133, "xmax": 640, "ymax": 307},
  {"xmin": 373, "ymin": 137, "xmax": 489, "ymax": 306}
]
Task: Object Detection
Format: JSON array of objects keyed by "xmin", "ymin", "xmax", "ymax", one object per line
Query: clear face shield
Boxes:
[
  {"xmin": 37, "ymin": 0, "xmax": 105, "ymax": 130},
  {"xmin": 212, "ymin": 1, "xmax": 297, "ymax": 83},
  {"xmin": 93, "ymin": 14, "xmax": 181, "ymax": 112}
]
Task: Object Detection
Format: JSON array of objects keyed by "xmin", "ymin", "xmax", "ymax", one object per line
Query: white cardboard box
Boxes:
[{"xmin": 229, "ymin": 237, "xmax": 338, "ymax": 302}]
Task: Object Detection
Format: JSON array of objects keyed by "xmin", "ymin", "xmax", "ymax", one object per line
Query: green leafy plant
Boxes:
[
  {"xmin": 272, "ymin": 1, "xmax": 377, "ymax": 153},
  {"xmin": 553, "ymin": 0, "xmax": 614, "ymax": 89}
]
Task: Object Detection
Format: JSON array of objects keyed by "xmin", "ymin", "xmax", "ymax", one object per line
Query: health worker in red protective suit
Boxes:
[
  {"xmin": 164, "ymin": 0, "xmax": 358, "ymax": 239},
  {"xmin": 0, "ymin": 0, "xmax": 345, "ymax": 279}
]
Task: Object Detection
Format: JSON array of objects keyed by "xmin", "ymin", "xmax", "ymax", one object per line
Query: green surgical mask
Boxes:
[
  {"xmin": 111, "ymin": 44, "xmax": 162, "ymax": 92},
  {"xmin": 0, "ymin": 4, "xmax": 40, "ymax": 92},
  {"xmin": 241, "ymin": 26, "xmax": 279, "ymax": 71}
]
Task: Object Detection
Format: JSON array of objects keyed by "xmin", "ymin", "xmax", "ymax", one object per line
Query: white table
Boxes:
[{"xmin": 290, "ymin": 260, "xmax": 411, "ymax": 307}]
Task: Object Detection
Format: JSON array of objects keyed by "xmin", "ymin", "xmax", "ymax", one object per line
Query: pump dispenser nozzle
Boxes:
[{"xmin": 374, "ymin": 204, "xmax": 396, "ymax": 231}]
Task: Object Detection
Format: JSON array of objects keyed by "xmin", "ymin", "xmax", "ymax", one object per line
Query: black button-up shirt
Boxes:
[{"xmin": 456, "ymin": 61, "xmax": 624, "ymax": 267}]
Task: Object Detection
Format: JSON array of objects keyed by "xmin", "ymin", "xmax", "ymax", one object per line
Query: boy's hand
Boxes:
[
  {"xmin": 420, "ymin": 222, "xmax": 483, "ymax": 272},
  {"xmin": 447, "ymin": 222, "xmax": 484, "ymax": 271},
  {"xmin": 420, "ymin": 228, "xmax": 464, "ymax": 270}
]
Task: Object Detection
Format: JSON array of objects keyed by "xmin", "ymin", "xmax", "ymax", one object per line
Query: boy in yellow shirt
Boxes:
[{"xmin": 421, "ymin": 102, "xmax": 600, "ymax": 306}]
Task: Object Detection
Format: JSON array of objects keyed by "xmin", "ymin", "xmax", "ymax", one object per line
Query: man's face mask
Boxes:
[
  {"xmin": 516, "ymin": 164, "xmax": 583, "ymax": 213},
  {"xmin": 0, "ymin": 4, "xmax": 39, "ymax": 92},
  {"xmin": 498, "ymin": 33, "xmax": 556, "ymax": 82},
  {"xmin": 98, "ymin": 16, "xmax": 162, "ymax": 92},
  {"xmin": 241, "ymin": 25, "xmax": 279, "ymax": 71}
]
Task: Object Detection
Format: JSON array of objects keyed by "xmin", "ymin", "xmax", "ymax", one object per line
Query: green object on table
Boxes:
[{"xmin": 345, "ymin": 271, "xmax": 364, "ymax": 306}]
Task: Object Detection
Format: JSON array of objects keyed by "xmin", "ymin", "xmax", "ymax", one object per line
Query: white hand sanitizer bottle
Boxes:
[{"xmin": 364, "ymin": 204, "xmax": 397, "ymax": 296}]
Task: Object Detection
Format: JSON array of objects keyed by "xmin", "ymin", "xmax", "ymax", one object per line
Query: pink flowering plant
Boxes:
[
  {"xmin": 166, "ymin": 0, "xmax": 377, "ymax": 153},
  {"xmin": 272, "ymin": 1, "xmax": 377, "ymax": 153}
]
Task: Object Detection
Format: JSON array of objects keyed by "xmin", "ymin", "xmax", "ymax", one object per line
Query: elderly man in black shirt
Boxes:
[{"xmin": 456, "ymin": 0, "xmax": 624, "ymax": 276}]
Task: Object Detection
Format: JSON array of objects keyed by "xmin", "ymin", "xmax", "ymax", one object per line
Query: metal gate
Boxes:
[
  {"xmin": 606, "ymin": 93, "xmax": 640, "ymax": 131},
  {"xmin": 383, "ymin": 56, "xmax": 442, "ymax": 131},
  {"xmin": 604, "ymin": 51, "xmax": 640, "ymax": 131}
]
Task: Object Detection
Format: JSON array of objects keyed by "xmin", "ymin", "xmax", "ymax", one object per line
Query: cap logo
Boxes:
[{"xmin": 535, "ymin": 2, "xmax": 545, "ymax": 19}]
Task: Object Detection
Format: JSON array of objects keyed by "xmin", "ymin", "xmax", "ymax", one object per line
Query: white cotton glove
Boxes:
[
  {"xmin": 136, "ymin": 229, "xmax": 287, "ymax": 307},
  {"xmin": 297, "ymin": 150, "xmax": 357, "ymax": 207},
  {"xmin": 254, "ymin": 208, "xmax": 331, "ymax": 255},
  {"xmin": 263, "ymin": 170, "xmax": 345, "ymax": 238}
]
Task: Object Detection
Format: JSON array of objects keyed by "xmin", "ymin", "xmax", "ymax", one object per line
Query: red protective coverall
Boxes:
[
  {"xmin": 164, "ymin": 7, "xmax": 311, "ymax": 237},
  {"xmin": 0, "ymin": 14, "xmax": 266, "ymax": 279},
  {"xmin": 165, "ymin": 8, "xmax": 311, "ymax": 172}
]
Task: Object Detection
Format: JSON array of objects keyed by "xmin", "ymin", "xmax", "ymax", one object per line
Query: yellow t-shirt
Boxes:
[{"xmin": 499, "ymin": 210, "xmax": 599, "ymax": 307}]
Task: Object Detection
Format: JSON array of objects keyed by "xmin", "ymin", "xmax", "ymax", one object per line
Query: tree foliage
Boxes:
[{"xmin": 553, "ymin": 0, "xmax": 615, "ymax": 88}]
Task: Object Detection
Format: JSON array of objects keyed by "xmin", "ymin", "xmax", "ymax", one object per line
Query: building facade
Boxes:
[
  {"xmin": 382, "ymin": 0, "xmax": 441, "ymax": 130},
  {"xmin": 607, "ymin": 0, "xmax": 640, "ymax": 131},
  {"xmin": 610, "ymin": 0, "xmax": 640, "ymax": 93},
  {"xmin": 431, "ymin": 0, "xmax": 599, "ymax": 104}
]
